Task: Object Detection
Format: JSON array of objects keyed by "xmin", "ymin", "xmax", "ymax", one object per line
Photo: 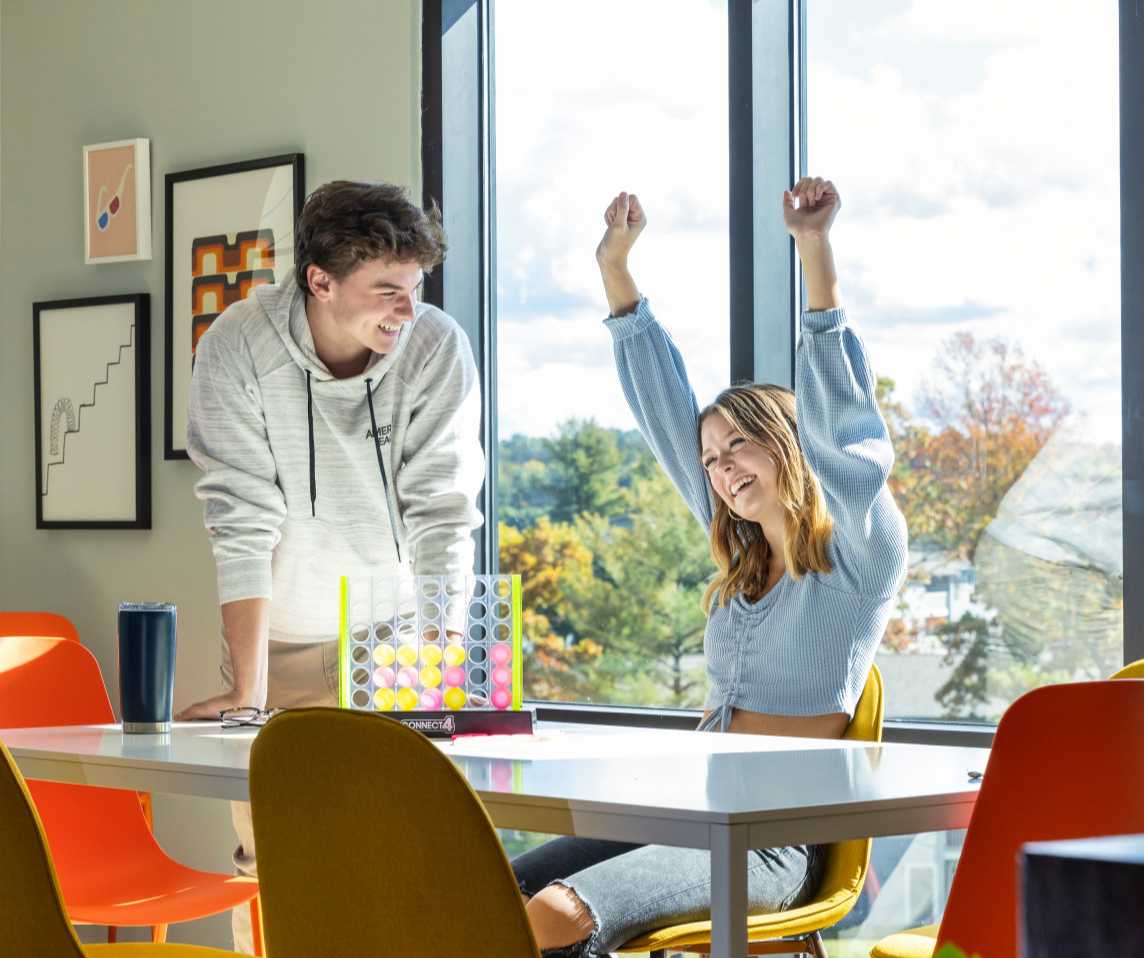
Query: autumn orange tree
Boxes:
[
  {"xmin": 499, "ymin": 518, "xmax": 606, "ymax": 701},
  {"xmin": 885, "ymin": 331, "xmax": 1070, "ymax": 561},
  {"xmin": 879, "ymin": 331, "xmax": 1072, "ymax": 718}
]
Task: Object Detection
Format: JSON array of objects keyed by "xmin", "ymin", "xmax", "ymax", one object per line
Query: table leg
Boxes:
[{"xmin": 710, "ymin": 822, "xmax": 749, "ymax": 958}]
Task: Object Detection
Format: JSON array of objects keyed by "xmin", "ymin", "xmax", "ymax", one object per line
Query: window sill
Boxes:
[{"xmin": 525, "ymin": 700, "xmax": 995, "ymax": 747}]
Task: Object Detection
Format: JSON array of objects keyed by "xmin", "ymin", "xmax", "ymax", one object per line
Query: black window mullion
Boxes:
[
  {"xmin": 1121, "ymin": 0, "xmax": 1143, "ymax": 667},
  {"xmin": 729, "ymin": 0, "xmax": 801, "ymax": 389},
  {"xmin": 422, "ymin": 0, "xmax": 497, "ymax": 575}
]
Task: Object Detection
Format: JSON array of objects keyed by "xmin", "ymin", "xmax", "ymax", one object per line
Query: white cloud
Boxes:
[
  {"xmin": 492, "ymin": 0, "xmax": 1122, "ymax": 444},
  {"xmin": 494, "ymin": 0, "xmax": 730, "ymax": 438},
  {"xmin": 807, "ymin": 0, "xmax": 1121, "ymax": 440}
]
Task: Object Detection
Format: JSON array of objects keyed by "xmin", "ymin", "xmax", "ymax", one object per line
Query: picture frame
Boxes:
[
  {"xmin": 33, "ymin": 294, "xmax": 151, "ymax": 529},
  {"xmin": 164, "ymin": 153, "xmax": 305, "ymax": 460},
  {"xmin": 83, "ymin": 139, "xmax": 152, "ymax": 264}
]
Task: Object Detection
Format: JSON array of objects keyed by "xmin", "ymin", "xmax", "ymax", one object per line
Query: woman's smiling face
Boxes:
[{"xmin": 699, "ymin": 410, "xmax": 780, "ymax": 522}]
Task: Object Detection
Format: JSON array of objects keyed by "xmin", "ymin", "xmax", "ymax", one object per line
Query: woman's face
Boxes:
[{"xmin": 699, "ymin": 412, "xmax": 781, "ymax": 523}]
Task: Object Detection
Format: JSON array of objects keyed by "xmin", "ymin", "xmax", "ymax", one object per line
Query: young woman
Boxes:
[{"xmin": 512, "ymin": 179, "xmax": 909, "ymax": 957}]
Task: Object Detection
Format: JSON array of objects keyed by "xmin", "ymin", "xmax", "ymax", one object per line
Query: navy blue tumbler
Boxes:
[{"xmin": 117, "ymin": 602, "xmax": 177, "ymax": 733}]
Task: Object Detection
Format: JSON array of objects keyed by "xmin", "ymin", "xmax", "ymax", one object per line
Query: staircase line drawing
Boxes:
[{"xmin": 42, "ymin": 322, "xmax": 136, "ymax": 499}]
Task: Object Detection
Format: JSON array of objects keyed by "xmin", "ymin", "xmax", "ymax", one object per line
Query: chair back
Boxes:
[
  {"xmin": 0, "ymin": 739, "xmax": 87, "ymax": 957},
  {"xmin": 810, "ymin": 664, "xmax": 884, "ymax": 909},
  {"xmin": 1111, "ymin": 658, "xmax": 1144, "ymax": 679},
  {"xmin": 0, "ymin": 634, "xmax": 115, "ymax": 727},
  {"xmin": 0, "ymin": 611, "xmax": 80, "ymax": 643},
  {"xmin": 250, "ymin": 707, "xmax": 541, "ymax": 958},
  {"xmin": 0, "ymin": 636, "xmax": 162, "ymax": 901},
  {"xmin": 936, "ymin": 679, "xmax": 1144, "ymax": 957}
]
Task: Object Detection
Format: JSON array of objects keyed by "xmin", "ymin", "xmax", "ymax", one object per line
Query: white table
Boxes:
[{"xmin": 2, "ymin": 721, "xmax": 985, "ymax": 958}]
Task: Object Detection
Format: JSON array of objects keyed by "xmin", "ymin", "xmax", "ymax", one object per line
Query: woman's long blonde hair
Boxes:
[{"xmin": 699, "ymin": 384, "xmax": 833, "ymax": 612}]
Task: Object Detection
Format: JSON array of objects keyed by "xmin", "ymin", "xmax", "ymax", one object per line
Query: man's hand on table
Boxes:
[{"xmin": 175, "ymin": 688, "xmax": 264, "ymax": 722}]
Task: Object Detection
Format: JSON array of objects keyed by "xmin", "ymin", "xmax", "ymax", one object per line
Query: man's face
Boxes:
[{"xmin": 321, "ymin": 258, "xmax": 424, "ymax": 355}]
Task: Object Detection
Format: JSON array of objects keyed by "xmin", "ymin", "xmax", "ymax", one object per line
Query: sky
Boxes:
[{"xmin": 493, "ymin": 0, "xmax": 1122, "ymax": 444}]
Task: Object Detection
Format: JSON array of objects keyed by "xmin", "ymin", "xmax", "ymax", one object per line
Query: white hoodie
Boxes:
[{"xmin": 187, "ymin": 280, "xmax": 484, "ymax": 642}]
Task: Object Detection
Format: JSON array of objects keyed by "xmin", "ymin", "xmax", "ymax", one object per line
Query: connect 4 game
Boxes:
[{"xmin": 339, "ymin": 574, "xmax": 529, "ymax": 735}]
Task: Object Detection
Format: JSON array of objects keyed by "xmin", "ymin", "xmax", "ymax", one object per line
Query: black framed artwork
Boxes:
[
  {"xmin": 164, "ymin": 152, "xmax": 304, "ymax": 459},
  {"xmin": 33, "ymin": 294, "xmax": 151, "ymax": 529}
]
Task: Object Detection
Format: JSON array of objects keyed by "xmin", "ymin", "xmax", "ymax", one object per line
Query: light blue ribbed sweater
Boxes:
[{"xmin": 604, "ymin": 299, "xmax": 908, "ymax": 722}]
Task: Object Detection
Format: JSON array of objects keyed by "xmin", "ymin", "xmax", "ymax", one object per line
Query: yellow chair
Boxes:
[
  {"xmin": 248, "ymin": 707, "xmax": 542, "ymax": 958},
  {"xmin": 1111, "ymin": 658, "xmax": 1144, "ymax": 679},
  {"xmin": 0, "ymin": 737, "xmax": 243, "ymax": 958},
  {"xmin": 618, "ymin": 664, "xmax": 885, "ymax": 958},
  {"xmin": 869, "ymin": 657, "xmax": 1144, "ymax": 958}
]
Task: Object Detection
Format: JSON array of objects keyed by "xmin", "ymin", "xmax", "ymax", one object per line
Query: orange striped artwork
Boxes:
[
  {"xmin": 189, "ymin": 264, "xmax": 276, "ymax": 362},
  {"xmin": 191, "ymin": 269, "xmax": 276, "ymax": 318},
  {"xmin": 191, "ymin": 229, "xmax": 276, "ymax": 277}
]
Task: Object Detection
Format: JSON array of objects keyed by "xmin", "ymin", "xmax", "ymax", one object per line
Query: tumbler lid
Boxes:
[{"xmin": 118, "ymin": 601, "xmax": 177, "ymax": 613}]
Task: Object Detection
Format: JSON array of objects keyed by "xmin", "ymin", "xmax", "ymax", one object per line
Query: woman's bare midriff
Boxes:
[{"xmin": 702, "ymin": 707, "xmax": 849, "ymax": 740}]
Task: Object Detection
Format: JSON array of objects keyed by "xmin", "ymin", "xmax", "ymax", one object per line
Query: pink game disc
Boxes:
[
  {"xmin": 490, "ymin": 643, "xmax": 511, "ymax": 665},
  {"xmin": 420, "ymin": 688, "xmax": 443, "ymax": 709},
  {"xmin": 492, "ymin": 666, "xmax": 511, "ymax": 686},
  {"xmin": 491, "ymin": 688, "xmax": 511, "ymax": 710},
  {"xmin": 444, "ymin": 666, "xmax": 465, "ymax": 687},
  {"xmin": 396, "ymin": 666, "xmax": 418, "ymax": 688},
  {"xmin": 373, "ymin": 666, "xmax": 396, "ymax": 688}
]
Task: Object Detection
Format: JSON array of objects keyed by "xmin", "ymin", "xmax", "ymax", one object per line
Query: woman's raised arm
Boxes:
[{"xmin": 597, "ymin": 192, "xmax": 716, "ymax": 528}]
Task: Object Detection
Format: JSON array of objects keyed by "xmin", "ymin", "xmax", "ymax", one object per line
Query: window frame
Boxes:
[{"xmin": 422, "ymin": 0, "xmax": 1141, "ymax": 743}]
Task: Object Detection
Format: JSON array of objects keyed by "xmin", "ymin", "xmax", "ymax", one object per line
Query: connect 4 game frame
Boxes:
[{"xmin": 339, "ymin": 574, "xmax": 523, "ymax": 714}]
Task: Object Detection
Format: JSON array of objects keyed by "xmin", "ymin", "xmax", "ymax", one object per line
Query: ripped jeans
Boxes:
[{"xmin": 512, "ymin": 836, "xmax": 826, "ymax": 957}]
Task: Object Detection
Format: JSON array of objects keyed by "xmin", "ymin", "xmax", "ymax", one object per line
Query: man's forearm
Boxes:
[
  {"xmin": 598, "ymin": 263, "xmax": 641, "ymax": 317},
  {"xmin": 221, "ymin": 597, "xmax": 270, "ymax": 706},
  {"xmin": 795, "ymin": 233, "xmax": 842, "ymax": 311}
]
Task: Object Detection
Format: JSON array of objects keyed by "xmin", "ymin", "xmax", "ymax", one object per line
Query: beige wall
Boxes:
[{"xmin": 0, "ymin": 0, "xmax": 421, "ymax": 946}]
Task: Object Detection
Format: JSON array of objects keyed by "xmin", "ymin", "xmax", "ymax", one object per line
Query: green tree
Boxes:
[
  {"xmin": 543, "ymin": 418, "xmax": 629, "ymax": 523},
  {"xmin": 563, "ymin": 468, "xmax": 711, "ymax": 707},
  {"xmin": 933, "ymin": 612, "xmax": 997, "ymax": 720}
]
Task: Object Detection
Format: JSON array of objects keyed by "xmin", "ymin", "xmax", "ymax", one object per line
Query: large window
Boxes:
[
  {"xmin": 427, "ymin": 0, "xmax": 1135, "ymax": 730},
  {"xmin": 807, "ymin": 0, "xmax": 1123, "ymax": 724},
  {"xmin": 493, "ymin": 0, "xmax": 730, "ymax": 707}
]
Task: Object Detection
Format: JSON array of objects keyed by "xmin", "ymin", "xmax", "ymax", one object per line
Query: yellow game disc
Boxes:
[
  {"xmin": 420, "ymin": 665, "xmax": 443, "ymax": 688},
  {"xmin": 420, "ymin": 644, "xmax": 443, "ymax": 667},
  {"xmin": 396, "ymin": 644, "xmax": 418, "ymax": 667},
  {"xmin": 373, "ymin": 688, "xmax": 396, "ymax": 710},
  {"xmin": 444, "ymin": 687, "xmax": 467, "ymax": 710},
  {"xmin": 443, "ymin": 644, "xmax": 466, "ymax": 668},
  {"xmin": 396, "ymin": 687, "xmax": 419, "ymax": 711},
  {"xmin": 373, "ymin": 644, "xmax": 396, "ymax": 667}
]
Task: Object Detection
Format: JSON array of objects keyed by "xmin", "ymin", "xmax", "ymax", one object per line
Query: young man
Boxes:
[{"xmin": 178, "ymin": 181, "xmax": 484, "ymax": 951}]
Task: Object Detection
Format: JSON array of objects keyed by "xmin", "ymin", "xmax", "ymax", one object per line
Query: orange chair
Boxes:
[
  {"xmin": 0, "ymin": 635, "xmax": 262, "ymax": 951},
  {"xmin": 0, "ymin": 734, "xmax": 244, "ymax": 958},
  {"xmin": 0, "ymin": 609, "xmax": 80, "ymax": 642},
  {"xmin": 874, "ymin": 679, "xmax": 1144, "ymax": 958},
  {"xmin": 0, "ymin": 611, "xmax": 155, "ymax": 828}
]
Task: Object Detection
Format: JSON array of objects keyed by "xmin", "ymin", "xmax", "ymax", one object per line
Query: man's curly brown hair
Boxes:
[{"xmin": 294, "ymin": 181, "xmax": 448, "ymax": 294}]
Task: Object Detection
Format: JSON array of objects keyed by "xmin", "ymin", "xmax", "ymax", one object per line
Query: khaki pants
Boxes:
[{"xmin": 222, "ymin": 640, "xmax": 340, "ymax": 954}]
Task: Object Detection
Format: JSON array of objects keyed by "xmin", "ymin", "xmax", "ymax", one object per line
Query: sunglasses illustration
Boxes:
[{"xmin": 95, "ymin": 164, "xmax": 133, "ymax": 232}]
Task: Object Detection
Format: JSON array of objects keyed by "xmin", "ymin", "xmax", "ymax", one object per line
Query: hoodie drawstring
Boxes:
[
  {"xmin": 365, "ymin": 378, "xmax": 404, "ymax": 565},
  {"xmin": 306, "ymin": 370, "xmax": 317, "ymax": 517}
]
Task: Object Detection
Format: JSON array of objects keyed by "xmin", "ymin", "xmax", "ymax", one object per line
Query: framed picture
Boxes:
[
  {"xmin": 164, "ymin": 153, "xmax": 304, "ymax": 460},
  {"xmin": 33, "ymin": 294, "xmax": 151, "ymax": 529},
  {"xmin": 83, "ymin": 139, "xmax": 152, "ymax": 264}
]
